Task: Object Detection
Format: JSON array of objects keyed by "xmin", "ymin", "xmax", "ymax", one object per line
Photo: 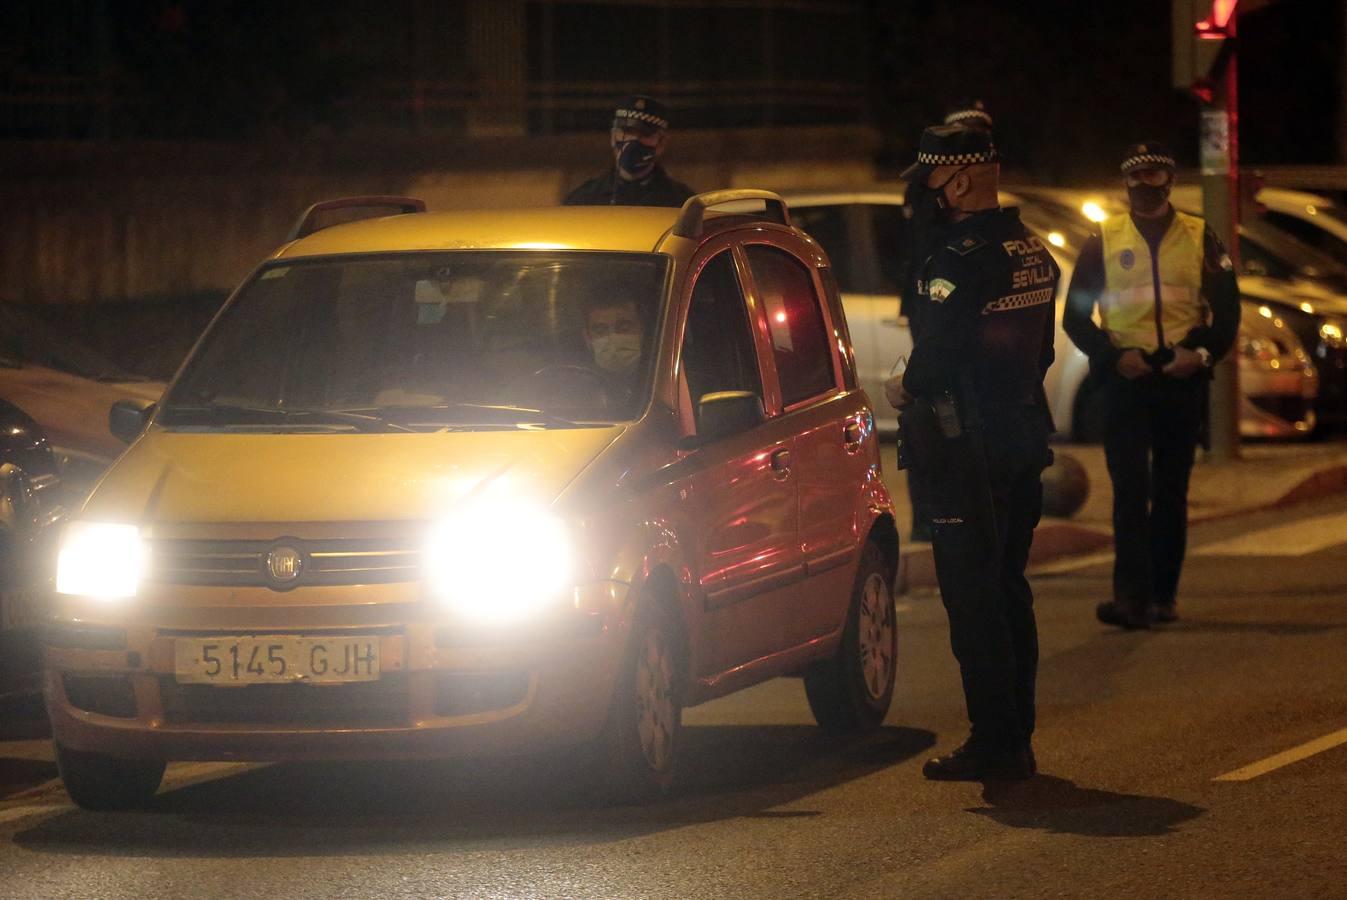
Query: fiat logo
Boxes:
[{"xmin": 265, "ymin": 545, "xmax": 305, "ymax": 586}]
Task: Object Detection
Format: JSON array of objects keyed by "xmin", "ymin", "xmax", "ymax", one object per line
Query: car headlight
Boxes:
[
  {"xmin": 422, "ymin": 505, "xmax": 572, "ymax": 624},
  {"xmin": 56, "ymin": 521, "xmax": 145, "ymax": 600},
  {"xmin": 1320, "ymin": 320, "xmax": 1346, "ymax": 349}
]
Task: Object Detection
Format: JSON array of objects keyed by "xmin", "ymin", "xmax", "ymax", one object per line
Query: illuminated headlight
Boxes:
[
  {"xmin": 1320, "ymin": 320, "xmax": 1345, "ymax": 349},
  {"xmin": 56, "ymin": 522, "xmax": 145, "ymax": 600},
  {"xmin": 422, "ymin": 506, "xmax": 572, "ymax": 624}
]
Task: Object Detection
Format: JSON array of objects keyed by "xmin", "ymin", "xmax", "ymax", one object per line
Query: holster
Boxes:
[{"xmin": 900, "ymin": 387, "xmax": 999, "ymax": 552}]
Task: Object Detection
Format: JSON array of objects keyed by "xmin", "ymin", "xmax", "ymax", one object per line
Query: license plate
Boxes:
[{"xmin": 174, "ymin": 636, "xmax": 380, "ymax": 685}]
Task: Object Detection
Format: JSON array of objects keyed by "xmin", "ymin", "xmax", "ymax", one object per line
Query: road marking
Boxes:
[
  {"xmin": 0, "ymin": 805, "xmax": 54, "ymax": 825},
  {"xmin": 1214, "ymin": 726, "xmax": 1347, "ymax": 781},
  {"xmin": 1194, "ymin": 510, "xmax": 1347, "ymax": 557}
]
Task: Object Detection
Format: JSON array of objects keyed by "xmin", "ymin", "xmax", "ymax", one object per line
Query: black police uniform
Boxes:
[
  {"xmin": 1063, "ymin": 144, "xmax": 1239, "ymax": 627},
  {"xmin": 904, "ymin": 208, "xmax": 1057, "ymax": 763},
  {"xmin": 563, "ymin": 166, "xmax": 695, "ymax": 208}
]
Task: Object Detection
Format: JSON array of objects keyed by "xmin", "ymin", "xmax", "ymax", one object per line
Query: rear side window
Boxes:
[
  {"xmin": 682, "ymin": 252, "xmax": 762, "ymax": 408},
  {"xmin": 791, "ymin": 205, "xmax": 858, "ymax": 293},
  {"xmin": 746, "ymin": 245, "xmax": 836, "ymax": 406}
]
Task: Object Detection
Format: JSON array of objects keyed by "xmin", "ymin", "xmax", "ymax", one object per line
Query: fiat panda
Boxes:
[{"xmin": 45, "ymin": 190, "xmax": 900, "ymax": 809}]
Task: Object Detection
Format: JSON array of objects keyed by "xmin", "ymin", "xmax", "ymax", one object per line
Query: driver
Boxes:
[{"xmin": 582, "ymin": 294, "xmax": 646, "ymax": 409}]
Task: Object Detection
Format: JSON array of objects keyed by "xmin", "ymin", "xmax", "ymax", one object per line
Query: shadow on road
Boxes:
[
  {"xmin": 968, "ymin": 775, "xmax": 1204, "ymax": 837},
  {"xmin": 14, "ymin": 724, "xmax": 935, "ymax": 857}
]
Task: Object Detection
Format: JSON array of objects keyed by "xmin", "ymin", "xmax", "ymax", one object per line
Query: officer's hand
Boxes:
[
  {"xmin": 883, "ymin": 374, "xmax": 911, "ymax": 409},
  {"xmin": 1116, "ymin": 349, "xmax": 1151, "ymax": 380},
  {"xmin": 1162, "ymin": 346, "xmax": 1203, "ymax": 379}
]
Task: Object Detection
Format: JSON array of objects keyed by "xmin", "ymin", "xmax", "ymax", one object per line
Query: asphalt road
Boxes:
[{"xmin": 2, "ymin": 494, "xmax": 1346, "ymax": 899}]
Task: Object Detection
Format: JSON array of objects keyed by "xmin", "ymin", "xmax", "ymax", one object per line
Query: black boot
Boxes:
[
  {"xmin": 1152, "ymin": 603, "xmax": 1178, "ymax": 624},
  {"xmin": 922, "ymin": 740, "xmax": 1035, "ymax": 781},
  {"xmin": 1096, "ymin": 600, "xmax": 1151, "ymax": 630}
]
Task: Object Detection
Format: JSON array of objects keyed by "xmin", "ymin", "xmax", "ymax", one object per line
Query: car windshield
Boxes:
[
  {"xmin": 160, "ymin": 251, "xmax": 669, "ymax": 431},
  {"xmin": 0, "ymin": 303, "xmax": 140, "ymax": 381}
]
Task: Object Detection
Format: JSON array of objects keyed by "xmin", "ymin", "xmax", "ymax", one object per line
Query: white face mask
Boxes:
[{"xmin": 591, "ymin": 333, "xmax": 642, "ymax": 373}]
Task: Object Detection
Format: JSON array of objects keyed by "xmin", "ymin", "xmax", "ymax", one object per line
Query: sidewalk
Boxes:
[{"xmin": 887, "ymin": 440, "xmax": 1347, "ymax": 593}]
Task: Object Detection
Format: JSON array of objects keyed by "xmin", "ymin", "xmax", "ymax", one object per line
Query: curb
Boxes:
[{"xmin": 896, "ymin": 461, "xmax": 1347, "ymax": 595}]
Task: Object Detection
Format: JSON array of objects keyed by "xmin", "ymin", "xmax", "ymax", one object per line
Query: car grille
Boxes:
[
  {"xmin": 1249, "ymin": 394, "xmax": 1313, "ymax": 425},
  {"xmin": 159, "ymin": 675, "xmax": 410, "ymax": 727},
  {"xmin": 147, "ymin": 537, "xmax": 420, "ymax": 587}
]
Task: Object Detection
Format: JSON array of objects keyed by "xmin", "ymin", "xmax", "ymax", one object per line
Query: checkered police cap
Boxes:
[
  {"xmin": 1120, "ymin": 142, "xmax": 1177, "ymax": 174},
  {"xmin": 943, "ymin": 99, "xmax": 993, "ymax": 131},
  {"xmin": 901, "ymin": 123, "xmax": 998, "ymax": 180},
  {"xmin": 613, "ymin": 95, "xmax": 670, "ymax": 133}
]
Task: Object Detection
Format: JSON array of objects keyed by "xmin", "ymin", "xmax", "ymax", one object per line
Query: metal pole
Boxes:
[{"xmin": 1200, "ymin": 7, "xmax": 1240, "ymax": 461}]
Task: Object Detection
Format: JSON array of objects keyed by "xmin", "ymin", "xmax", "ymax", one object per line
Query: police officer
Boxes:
[
  {"xmin": 564, "ymin": 95, "xmax": 695, "ymax": 208},
  {"xmin": 900, "ymin": 102, "xmax": 995, "ymax": 542},
  {"xmin": 888, "ymin": 124, "xmax": 1058, "ymax": 780},
  {"xmin": 1064, "ymin": 143, "xmax": 1239, "ymax": 629}
]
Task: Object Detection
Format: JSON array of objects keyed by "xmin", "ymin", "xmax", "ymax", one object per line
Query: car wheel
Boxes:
[
  {"xmin": 54, "ymin": 741, "xmax": 165, "ymax": 810},
  {"xmin": 599, "ymin": 599, "xmax": 684, "ymax": 803},
  {"xmin": 804, "ymin": 541, "xmax": 896, "ymax": 733}
]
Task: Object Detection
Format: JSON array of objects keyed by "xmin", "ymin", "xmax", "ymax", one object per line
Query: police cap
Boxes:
[
  {"xmin": 1120, "ymin": 141, "xmax": 1177, "ymax": 175},
  {"xmin": 943, "ymin": 99, "xmax": 993, "ymax": 132},
  {"xmin": 901, "ymin": 124, "xmax": 999, "ymax": 181},
  {"xmin": 613, "ymin": 95, "xmax": 670, "ymax": 136}
]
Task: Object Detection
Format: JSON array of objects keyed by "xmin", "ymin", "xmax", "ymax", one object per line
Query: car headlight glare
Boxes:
[
  {"xmin": 422, "ymin": 505, "xmax": 572, "ymax": 624},
  {"xmin": 56, "ymin": 522, "xmax": 144, "ymax": 600}
]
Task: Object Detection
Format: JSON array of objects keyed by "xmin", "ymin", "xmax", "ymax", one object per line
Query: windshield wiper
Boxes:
[
  {"xmin": 348, "ymin": 403, "xmax": 589, "ymax": 429},
  {"xmin": 164, "ymin": 403, "xmax": 416, "ymax": 433}
]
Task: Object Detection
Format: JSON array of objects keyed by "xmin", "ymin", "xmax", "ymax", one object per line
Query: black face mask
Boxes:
[
  {"xmin": 906, "ymin": 167, "xmax": 965, "ymax": 239},
  {"xmin": 1128, "ymin": 182, "xmax": 1172, "ymax": 216}
]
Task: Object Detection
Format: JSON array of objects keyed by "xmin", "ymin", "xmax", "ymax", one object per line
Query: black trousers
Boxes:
[
  {"xmin": 1102, "ymin": 373, "xmax": 1206, "ymax": 613},
  {"xmin": 912, "ymin": 404, "xmax": 1050, "ymax": 749}
]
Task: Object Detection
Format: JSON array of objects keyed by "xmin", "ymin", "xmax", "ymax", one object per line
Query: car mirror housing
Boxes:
[
  {"xmin": 693, "ymin": 391, "xmax": 765, "ymax": 445},
  {"xmin": 109, "ymin": 399, "xmax": 155, "ymax": 445}
]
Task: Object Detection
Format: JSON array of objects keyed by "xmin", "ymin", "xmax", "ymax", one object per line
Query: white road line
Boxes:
[
  {"xmin": 1194, "ymin": 510, "xmax": 1347, "ymax": 558},
  {"xmin": 1214, "ymin": 726, "xmax": 1347, "ymax": 782}
]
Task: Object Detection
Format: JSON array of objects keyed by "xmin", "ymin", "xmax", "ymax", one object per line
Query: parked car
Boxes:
[
  {"xmin": 1, "ymin": 398, "xmax": 66, "ymax": 698},
  {"xmin": 1023, "ymin": 187, "xmax": 1347, "ymax": 434},
  {"xmin": 45, "ymin": 191, "xmax": 900, "ymax": 809},
  {"xmin": 0, "ymin": 303, "xmax": 165, "ymax": 490},
  {"xmin": 787, "ymin": 188, "xmax": 1318, "ymax": 441},
  {"xmin": 1176, "ymin": 185, "xmax": 1347, "ymax": 267}
]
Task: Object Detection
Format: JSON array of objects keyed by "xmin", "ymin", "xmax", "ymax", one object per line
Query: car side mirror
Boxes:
[
  {"xmin": 109, "ymin": 399, "xmax": 155, "ymax": 445},
  {"xmin": 684, "ymin": 391, "xmax": 765, "ymax": 447}
]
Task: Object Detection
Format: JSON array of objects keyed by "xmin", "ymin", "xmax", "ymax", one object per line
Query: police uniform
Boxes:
[
  {"xmin": 899, "ymin": 125, "xmax": 1058, "ymax": 779},
  {"xmin": 564, "ymin": 95, "xmax": 695, "ymax": 208},
  {"xmin": 1064, "ymin": 143, "xmax": 1239, "ymax": 629}
]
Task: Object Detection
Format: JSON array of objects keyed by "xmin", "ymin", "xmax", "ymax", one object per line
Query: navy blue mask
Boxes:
[{"xmin": 616, "ymin": 140, "xmax": 658, "ymax": 179}]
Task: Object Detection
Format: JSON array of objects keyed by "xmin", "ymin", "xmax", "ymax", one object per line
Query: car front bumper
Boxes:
[{"xmin": 42, "ymin": 584, "xmax": 628, "ymax": 763}]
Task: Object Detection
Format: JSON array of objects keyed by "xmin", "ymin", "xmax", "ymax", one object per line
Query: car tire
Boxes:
[
  {"xmin": 54, "ymin": 741, "xmax": 165, "ymax": 811},
  {"xmin": 598, "ymin": 598, "xmax": 684, "ymax": 803},
  {"xmin": 804, "ymin": 541, "xmax": 896, "ymax": 734}
]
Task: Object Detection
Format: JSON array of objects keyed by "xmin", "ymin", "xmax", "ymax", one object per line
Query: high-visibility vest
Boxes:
[{"xmin": 1099, "ymin": 210, "xmax": 1208, "ymax": 352}]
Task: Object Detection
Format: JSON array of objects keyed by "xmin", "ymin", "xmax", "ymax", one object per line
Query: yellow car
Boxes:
[{"xmin": 45, "ymin": 191, "xmax": 899, "ymax": 809}]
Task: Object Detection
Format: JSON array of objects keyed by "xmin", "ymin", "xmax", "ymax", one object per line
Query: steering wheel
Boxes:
[{"xmin": 530, "ymin": 364, "xmax": 613, "ymax": 412}]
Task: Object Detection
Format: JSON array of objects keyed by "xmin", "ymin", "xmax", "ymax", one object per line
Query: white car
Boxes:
[{"xmin": 787, "ymin": 188, "xmax": 1318, "ymax": 441}]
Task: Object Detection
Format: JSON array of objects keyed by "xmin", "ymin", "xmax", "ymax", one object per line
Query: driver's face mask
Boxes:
[{"xmin": 591, "ymin": 333, "xmax": 642, "ymax": 373}]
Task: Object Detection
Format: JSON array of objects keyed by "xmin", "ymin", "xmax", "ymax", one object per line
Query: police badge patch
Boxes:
[
  {"xmin": 928, "ymin": 278, "xmax": 956, "ymax": 302},
  {"xmin": 1120, "ymin": 249, "xmax": 1136, "ymax": 270}
]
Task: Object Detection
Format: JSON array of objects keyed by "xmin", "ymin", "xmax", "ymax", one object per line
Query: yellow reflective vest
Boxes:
[{"xmin": 1099, "ymin": 210, "xmax": 1209, "ymax": 353}]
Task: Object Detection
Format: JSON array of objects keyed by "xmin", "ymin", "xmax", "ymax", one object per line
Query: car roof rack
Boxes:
[
  {"xmin": 286, "ymin": 196, "xmax": 427, "ymax": 242},
  {"xmin": 671, "ymin": 189, "xmax": 792, "ymax": 239}
]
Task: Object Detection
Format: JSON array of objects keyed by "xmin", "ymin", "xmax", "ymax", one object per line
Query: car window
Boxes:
[
  {"xmin": 1238, "ymin": 236, "xmax": 1293, "ymax": 280},
  {"xmin": 745, "ymin": 245, "xmax": 836, "ymax": 406},
  {"xmin": 1261, "ymin": 211, "xmax": 1347, "ymax": 264},
  {"xmin": 160, "ymin": 251, "xmax": 668, "ymax": 429},
  {"xmin": 870, "ymin": 204, "xmax": 909, "ymax": 297},
  {"xmin": 790, "ymin": 205, "xmax": 859, "ymax": 294},
  {"xmin": 681, "ymin": 251, "xmax": 762, "ymax": 413}
]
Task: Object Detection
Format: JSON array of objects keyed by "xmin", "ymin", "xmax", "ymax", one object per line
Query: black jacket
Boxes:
[{"xmin": 563, "ymin": 165, "xmax": 695, "ymax": 208}]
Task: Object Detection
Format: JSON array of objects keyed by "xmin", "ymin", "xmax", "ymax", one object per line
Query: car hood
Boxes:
[
  {"xmin": 81, "ymin": 425, "xmax": 625, "ymax": 527},
  {"xmin": 0, "ymin": 364, "xmax": 165, "ymax": 462}
]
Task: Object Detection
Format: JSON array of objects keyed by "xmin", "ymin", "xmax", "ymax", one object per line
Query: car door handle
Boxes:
[
  {"xmin": 770, "ymin": 448, "xmax": 792, "ymax": 478},
  {"xmin": 843, "ymin": 420, "xmax": 864, "ymax": 445}
]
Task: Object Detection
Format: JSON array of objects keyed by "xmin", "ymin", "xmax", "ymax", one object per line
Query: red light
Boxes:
[{"xmin": 774, "ymin": 312, "xmax": 787, "ymax": 324}]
